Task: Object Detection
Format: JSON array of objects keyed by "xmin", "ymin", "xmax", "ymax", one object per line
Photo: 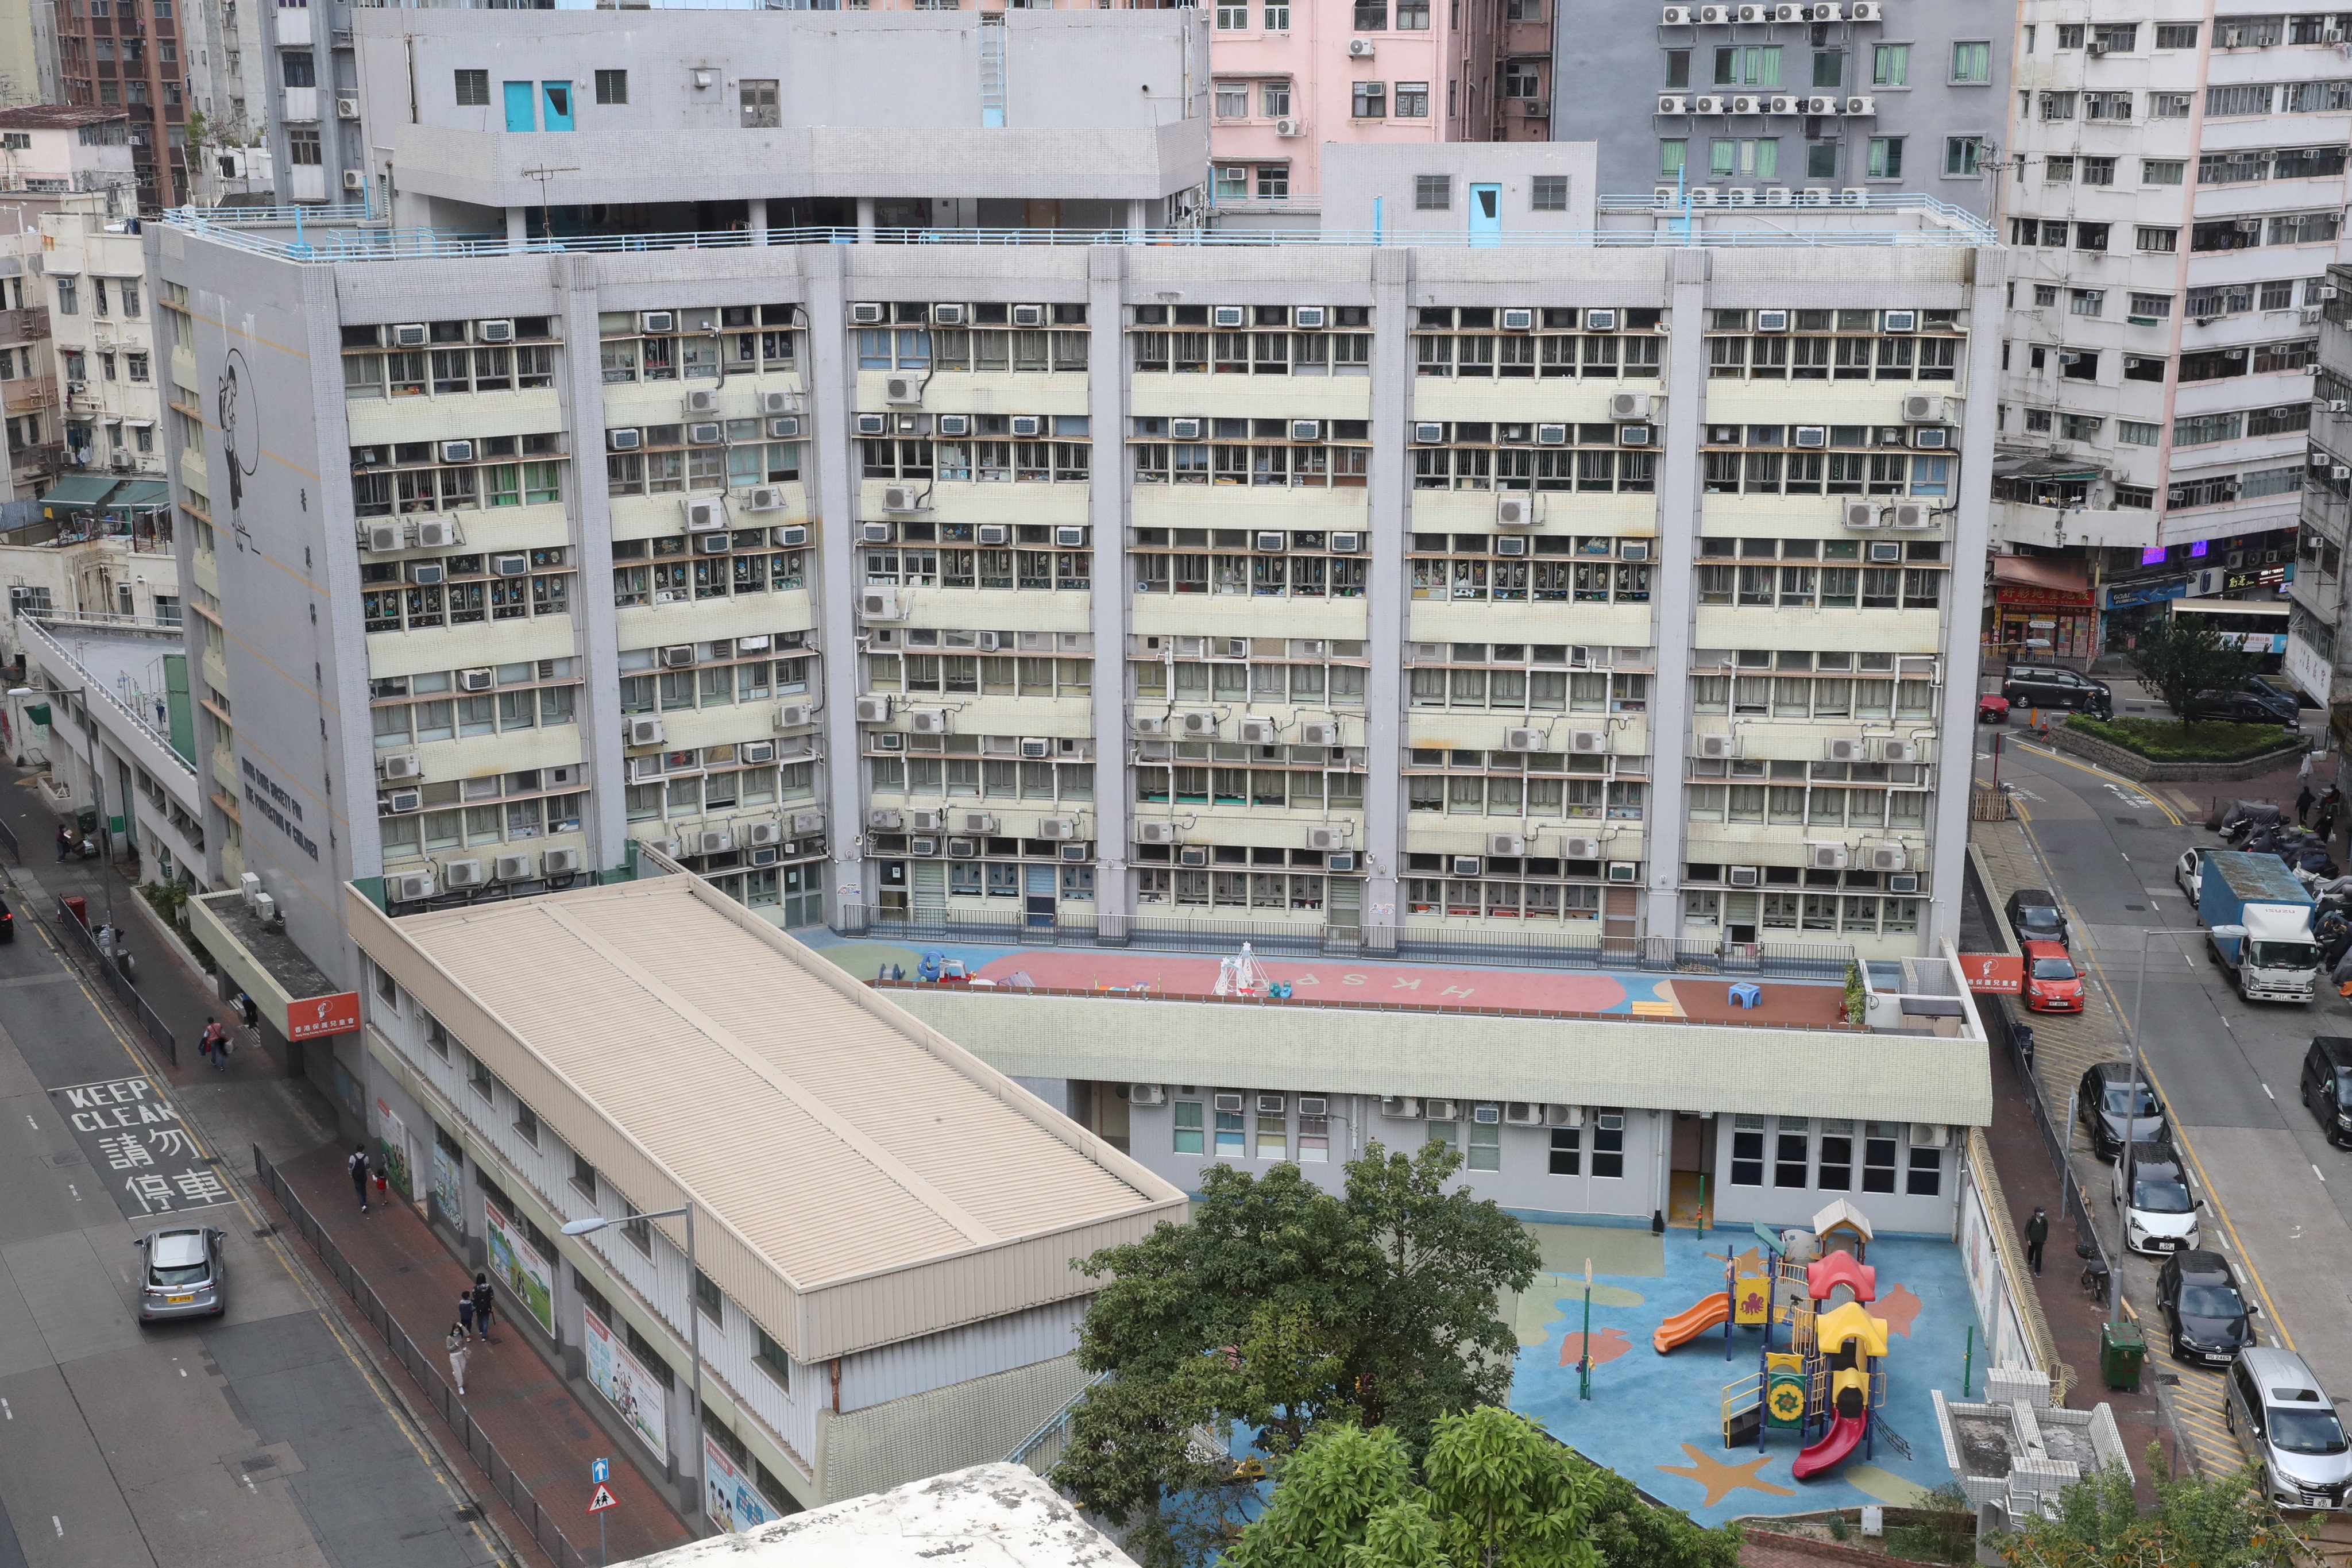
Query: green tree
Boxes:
[
  {"xmin": 1998, "ymin": 1446, "xmax": 2314, "ymax": 1568},
  {"xmin": 1051, "ymin": 1143, "xmax": 1540, "ymax": 1568},
  {"xmin": 1228, "ymin": 1408, "xmax": 1737, "ymax": 1568},
  {"xmin": 2125, "ymin": 611, "xmax": 2254, "ymax": 720}
]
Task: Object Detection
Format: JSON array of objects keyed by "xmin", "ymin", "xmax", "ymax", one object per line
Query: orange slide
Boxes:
[{"xmin": 1651, "ymin": 1295, "xmax": 1730, "ymax": 1354}]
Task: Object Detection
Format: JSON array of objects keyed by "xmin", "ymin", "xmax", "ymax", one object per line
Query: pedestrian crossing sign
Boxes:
[{"xmin": 588, "ymin": 1483, "xmax": 618, "ymax": 1515}]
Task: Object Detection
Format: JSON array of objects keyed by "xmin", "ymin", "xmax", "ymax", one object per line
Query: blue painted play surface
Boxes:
[{"xmin": 1508, "ymin": 1224, "xmax": 1976, "ymax": 1526}]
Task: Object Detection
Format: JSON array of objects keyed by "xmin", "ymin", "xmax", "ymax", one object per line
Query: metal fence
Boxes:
[
  {"xmin": 835, "ymin": 905, "xmax": 1853, "ymax": 978},
  {"xmin": 252, "ymin": 1144, "xmax": 593, "ymax": 1568},
  {"xmin": 1979, "ymin": 984, "xmax": 2108, "ymax": 1292},
  {"xmin": 49, "ymin": 895, "xmax": 177, "ymax": 1066}
]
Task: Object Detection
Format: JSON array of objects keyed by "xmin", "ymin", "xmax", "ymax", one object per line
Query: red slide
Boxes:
[
  {"xmin": 1791, "ymin": 1413, "xmax": 1868, "ymax": 1480},
  {"xmin": 1651, "ymin": 1295, "xmax": 1731, "ymax": 1354}
]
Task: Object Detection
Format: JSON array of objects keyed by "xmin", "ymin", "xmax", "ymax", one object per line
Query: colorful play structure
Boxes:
[{"xmin": 1653, "ymin": 1200, "xmax": 1909, "ymax": 1482}]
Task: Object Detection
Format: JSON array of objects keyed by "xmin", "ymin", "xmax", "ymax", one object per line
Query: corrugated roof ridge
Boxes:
[{"xmin": 538, "ymin": 901, "xmax": 1002, "ymax": 1248}]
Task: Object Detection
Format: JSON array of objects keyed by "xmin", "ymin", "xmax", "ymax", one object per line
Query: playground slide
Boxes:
[
  {"xmin": 1790, "ymin": 1413, "xmax": 1868, "ymax": 1480},
  {"xmin": 1651, "ymin": 1295, "xmax": 1731, "ymax": 1354}
]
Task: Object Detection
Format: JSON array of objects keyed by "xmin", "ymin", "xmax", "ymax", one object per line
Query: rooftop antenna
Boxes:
[{"xmin": 520, "ymin": 165, "xmax": 580, "ymax": 245}]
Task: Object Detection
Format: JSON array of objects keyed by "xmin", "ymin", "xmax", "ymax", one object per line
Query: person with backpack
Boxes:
[
  {"xmin": 347, "ymin": 1145, "xmax": 372, "ymax": 1214},
  {"xmin": 456, "ymin": 1289, "xmax": 476, "ymax": 1342},
  {"xmin": 471, "ymin": 1273, "xmax": 497, "ymax": 1342},
  {"xmin": 200, "ymin": 1018, "xmax": 229, "ymax": 1073}
]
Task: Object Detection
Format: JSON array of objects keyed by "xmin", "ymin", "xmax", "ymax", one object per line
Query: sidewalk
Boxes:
[
  {"xmin": 0, "ymin": 764, "xmax": 696, "ymax": 1565},
  {"xmin": 265, "ymin": 1144, "xmax": 695, "ymax": 1565}
]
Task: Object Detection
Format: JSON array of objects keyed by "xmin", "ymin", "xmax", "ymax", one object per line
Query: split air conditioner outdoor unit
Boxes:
[
  {"xmin": 1569, "ymin": 729, "xmax": 1607, "ymax": 754},
  {"xmin": 1488, "ymin": 832, "xmax": 1526, "ymax": 857},
  {"xmin": 415, "ymin": 519, "xmax": 460, "ymax": 549},
  {"xmin": 760, "ymin": 390, "xmax": 798, "ymax": 415},
  {"xmin": 392, "ymin": 871, "xmax": 436, "ymax": 902},
  {"xmin": 365, "ymin": 523, "xmax": 405, "ymax": 553},
  {"xmin": 1809, "ymin": 843, "xmax": 1851, "ymax": 871},
  {"xmin": 627, "ymin": 716, "xmax": 666, "ymax": 747},
  {"xmin": 1496, "ymin": 494, "xmax": 1537, "ymax": 526},
  {"xmin": 1868, "ymin": 843, "xmax": 1908, "ymax": 872},
  {"xmin": 1694, "ymin": 733, "xmax": 1739, "ymax": 759},
  {"xmin": 1180, "ymin": 711, "xmax": 1219, "ymax": 737},
  {"xmin": 542, "ymin": 848, "xmax": 581, "ymax": 877},
  {"xmin": 1562, "ymin": 836, "xmax": 1604, "ymax": 860},
  {"xmin": 1609, "ymin": 391, "xmax": 1653, "ymax": 420},
  {"xmin": 1504, "ymin": 727, "xmax": 1543, "ymax": 751},
  {"xmin": 1275, "ymin": 117, "xmax": 1304, "ymax": 137},
  {"xmin": 908, "ymin": 709, "xmax": 951, "ymax": 736},
  {"xmin": 1874, "ymin": 738, "xmax": 1921, "ymax": 763},
  {"xmin": 855, "ymin": 695, "xmax": 893, "ymax": 724},
  {"xmin": 1135, "ymin": 821, "xmax": 1180, "ymax": 845},
  {"xmin": 1659, "ymin": 94, "xmax": 1690, "ymax": 113},
  {"xmin": 1299, "ymin": 721, "xmax": 1340, "ymax": 746},
  {"xmin": 1239, "ymin": 716, "xmax": 1280, "ymax": 744},
  {"xmin": 1347, "ymin": 36, "xmax": 1377, "ymax": 55},
  {"xmin": 380, "ymin": 752, "xmax": 422, "ymax": 782},
  {"xmin": 444, "ymin": 859, "xmax": 486, "ymax": 890},
  {"xmin": 885, "ymin": 375, "xmax": 922, "ymax": 405},
  {"xmin": 860, "ymin": 587, "xmax": 906, "ymax": 621}
]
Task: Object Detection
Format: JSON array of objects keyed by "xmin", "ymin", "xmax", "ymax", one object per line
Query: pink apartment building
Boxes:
[{"xmin": 1206, "ymin": 0, "xmax": 1529, "ymax": 209}]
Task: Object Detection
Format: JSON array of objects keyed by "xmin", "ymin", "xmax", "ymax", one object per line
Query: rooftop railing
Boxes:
[{"xmin": 160, "ymin": 193, "xmax": 1996, "ymax": 265}]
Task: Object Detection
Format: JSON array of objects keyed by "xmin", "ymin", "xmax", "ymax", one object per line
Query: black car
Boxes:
[
  {"xmin": 2005, "ymin": 889, "xmax": 2069, "ymax": 948},
  {"xmin": 2158, "ymin": 1248, "xmax": 2259, "ymax": 1366},
  {"xmin": 2185, "ymin": 688, "xmax": 2300, "ymax": 728},
  {"xmin": 2002, "ymin": 665, "xmax": 2114, "ymax": 719},
  {"xmin": 0, "ymin": 891, "xmax": 11, "ymax": 943},
  {"xmin": 2245, "ymin": 674, "xmax": 2314, "ymax": 713},
  {"xmin": 2078, "ymin": 1061, "xmax": 2169, "ymax": 1161},
  {"xmin": 2303, "ymin": 1037, "xmax": 2352, "ymax": 1149}
]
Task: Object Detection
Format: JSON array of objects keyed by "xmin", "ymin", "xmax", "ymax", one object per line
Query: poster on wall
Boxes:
[
  {"xmin": 702, "ymin": 1435, "xmax": 782, "ymax": 1532},
  {"xmin": 373, "ymin": 1100, "xmax": 414, "ymax": 1200},
  {"xmin": 584, "ymin": 1308, "xmax": 667, "ymax": 1459},
  {"xmin": 482, "ymin": 1196, "xmax": 557, "ymax": 1337},
  {"xmin": 431, "ymin": 1138, "xmax": 463, "ymax": 1233}
]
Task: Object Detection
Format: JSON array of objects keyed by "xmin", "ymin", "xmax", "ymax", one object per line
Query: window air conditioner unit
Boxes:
[
  {"xmin": 1754, "ymin": 309, "xmax": 1790, "ymax": 333},
  {"xmin": 1496, "ymin": 536, "xmax": 1529, "ymax": 557},
  {"xmin": 1873, "ymin": 737, "xmax": 1920, "ymax": 763},
  {"xmin": 1868, "ymin": 540, "xmax": 1904, "ymax": 562},
  {"xmin": 1620, "ymin": 423, "xmax": 1654, "ymax": 446},
  {"xmin": 1135, "ymin": 821, "xmax": 1180, "ymax": 845},
  {"xmin": 1055, "ymin": 525, "xmax": 1090, "ymax": 547},
  {"xmin": 1380, "ymin": 1096, "xmax": 1423, "ymax": 1119},
  {"xmin": 1868, "ymin": 843, "xmax": 1907, "ymax": 872},
  {"xmin": 1659, "ymin": 94, "xmax": 1690, "ymax": 113},
  {"xmin": 414, "ymin": 519, "xmax": 459, "ymax": 549},
  {"xmin": 1727, "ymin": 865, "xmax": 1762, "ymax": 889},
  {"xmin": 408, "ymin": 563, "xmax": 446, "ymax": 586},
  {"xmin": 1913, "ymin": 427, "xmax": 1950, "ymax": 449},
  {"xmin": 855, "ymin": 414, "xmax": 889, "ymax": 438},
  {"xmin": 1496, "ymin": 494, "xmax": 1537, "ymax": 526},
  {"xmin": 1291, "ymin": 306, "xmax": 1328, "ymax": 329},
  {"xmin": 1010, "ymin": 415, "xmax": 1045, "ymax": 438},
  {"xmin": 1177, "ymin": 846, "xmax": 1210, "ymax": 867},
  {"xmin": 458, "ymin": 666, "xmax": 495, "ymax": 692},
  {"xmin": 1500, "ymin": 308, "xmax": 1535, "ymax": 333},
  {"xmin": 1888, "ymin": 872, "xmax": 1920, "ymax": 894},
  {"xmin": 390, "ymin": 323, "xmax": 428, "ymax": 347},
  {"xmin": 1448, "ymin": 855, "xmax": 1482, "ymax": 879},
  {"xmin": 1170, "ymin": 418, "xmax": 1205, "ymax": 439},
  {"xmin": 1289, "ymin": 419, "xmax": 1324, "ymax": 441},
  {"xmin": 1844, "ymin": 95, "xmax": 1876, "ymax": 114},
  {"xmin": 1011, "ymin": 304, "xmax": 1047, "ymax": 328},
  {"xmin": 1910, "ymin": 1123, "xmax": 1951, "ymax": 1149},
  {"xmin": 849, "ymin": 303, "xmax": 886, "ymax": 326},
  {"xmin": 365, "ymin": 522, "xmax": 405, "ymax": 553},
  {"xmin": 1792, "ymin": 424, "xmax": 1828, "ymax": 448},
  {"xmin": 860, "ymin": 587, "xmax": 906, "ymax": 621},
  {"xmin": 1662, "ymin": 3, "xmax": 1693, "ymax": 20},
  {"xmin": 861, "ymin": 522, "xmax": 896, "ymax": 544},
  {"xmin": 1809, "ymin": 843, "xmax": 1850, "ymax": 871},
  {"xmin": 638, "ymin": 311, "xmax": 675, "ymax": 334},
  {"xmin": 488, "ymin": 553, "xmax": 528, "ymax": 578},
  {"xmin": 688, "ymin": 422, "xmax": 722, "ymax": 446},
  {"xmin": 444, "ymin": 858, "xmax": 486, "ymax": 890},
  {"xmin": 908, "ymin": 709, "xmax": 951, "ymax": 736},
  {"xmin": 922, "ymin": 416, "xmax": 967, "ymax": 442},
  {"xmin": 1609, "ymin": 391, "xmax": 1653, "ymax": 421},
  {"xmin": 1694, "ymin": 733, "xmax": 1739, "ymax": 759},
  {"xmin": 1412, "ymin": 421, "xmax": 1447, "ymax": 445},
  {"xmin": 627, "ymin": 715, "xmax": 666, "ymax": 747},
  {"xmin": 1882, "ymin": 309, "xmax": 1917, "ymax": 332},
  {"xmin": 1569, "ymin": 729, "xmax": 1607, "ymax": 754},
  {"xmin": 885, "ymin": 374, "xmax": 922, "ymax": 405}
]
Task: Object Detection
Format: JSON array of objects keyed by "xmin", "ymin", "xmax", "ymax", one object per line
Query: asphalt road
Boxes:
[
  {"xmin": 1978, "ymin": 728, "xmax": 2352, "ymax": 1460},
  {"xmin": 0, "ymin": 893, "xmax": 503, "ymax": 1566}
]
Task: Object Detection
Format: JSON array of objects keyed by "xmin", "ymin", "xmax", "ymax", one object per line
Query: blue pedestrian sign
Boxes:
[{"xmin": 591, "ymin": 1457, "xmax": 611, "ymax": 1484}]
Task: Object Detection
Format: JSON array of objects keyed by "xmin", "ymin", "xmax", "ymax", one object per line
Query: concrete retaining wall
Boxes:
[{"xmin": 2047, "ymin": 721, "xmax": 2304, "ymax": 783}]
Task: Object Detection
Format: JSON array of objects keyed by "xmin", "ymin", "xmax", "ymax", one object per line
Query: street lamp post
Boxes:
[
  {"xmin": 2115, "ymin": 929, "xmax": 2199, "ymax": 1323},
  {"xmin": 565, "ymin": 1205, "xmax": 705, "ymax": 1530}
]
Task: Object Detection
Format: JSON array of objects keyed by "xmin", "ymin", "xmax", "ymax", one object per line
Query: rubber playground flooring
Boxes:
[
  {"xmin": 1509, "ymin": 1222, "xmax": 1978, "ymax": 1528},
  {"xmin": 802, "ymin": 933, "xmax": 1847, "ymax": 1024}
]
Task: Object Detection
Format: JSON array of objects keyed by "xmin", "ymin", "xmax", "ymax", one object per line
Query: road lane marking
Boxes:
[
  {"xmin": 50, "ymin": 1517, "xmax": 59, "ymax": 1536},
  {"xmin": 2265, "ymin": 1083, "xmax": 2276, "ymax": 1099},
  {"xmin": 2318, "ymin": 1165, "xmax": 2329, "ymax": 1183}
]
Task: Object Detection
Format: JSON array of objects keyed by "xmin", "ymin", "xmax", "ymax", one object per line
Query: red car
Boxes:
[
  {"xmin": 1978, "ymin": 693, "xmax": 2010, "ymax": 724},
  {"xmin": 2022, "ymin": 940, "xmax": 2084, "ymax": 1013}
]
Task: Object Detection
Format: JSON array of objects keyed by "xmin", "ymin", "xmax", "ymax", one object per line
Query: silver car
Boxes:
[
  {"xmin": 136, "ymin": 1225, "xmax": 225, "ymax": 1323},
  {"xmin": 2227, "ymin": 1347, "xmax": 2352, "ymax": 1508}
]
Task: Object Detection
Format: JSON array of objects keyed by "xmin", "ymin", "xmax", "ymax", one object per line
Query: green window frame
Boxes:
[{"xmin": 1173, "ymin": 1100, "xmax": 1203, "ymax": 1154}]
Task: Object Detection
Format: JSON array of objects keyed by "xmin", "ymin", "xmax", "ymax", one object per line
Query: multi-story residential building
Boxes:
[
  {"xmin": 1206, "ymin": 0, "xmax": 1507, "ymax": 215},
  {"xmin": 0, "ymin": 103, "xmax": 138, "ymax": 206},
  {"xmin": 2288, "ymin": 260, "xmax": 2352, "ymax": 706},
  {"xmin": 0, "ymin": 238, "xmax": 59, "ymax": 503},
  {"xmin": 52, "ymin": 0, "xmax": 196, "ymax": 210},
  {"xmin": 185, "ymin": 0, "xmax": 272, "ymax": 203},
  {"xmin": 1995, "ymin": 6, "xmax": 2351, "ymax": 668},
  {"xmin": 256, "ymin": 0, "xmax": 361, "ymax": 205},
  {"xmin": 1497, "ymin": 0, "xmax": 1552, "ymax": 143},
  {"xmin": 1550, "ymin": 5, "xmax": 2014, "ymax": 220},
  {"xmin": 150, "ymin": 7, "xmax": 1996, "ymax": 1064},
  {"xmin": 43, "ymin": 194, "xmax": 165, "ymax": 484}
]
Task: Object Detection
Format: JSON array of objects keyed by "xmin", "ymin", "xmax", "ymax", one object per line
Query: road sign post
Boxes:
[{"xmin": 589, "ymin": 1479, "xmax": 617, "ymax": 1565}]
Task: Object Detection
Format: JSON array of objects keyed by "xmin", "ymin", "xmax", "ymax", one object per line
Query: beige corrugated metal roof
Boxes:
[{"xmin": 389, "ymin": 878, "xmax": 1176, "ymax": 1289}]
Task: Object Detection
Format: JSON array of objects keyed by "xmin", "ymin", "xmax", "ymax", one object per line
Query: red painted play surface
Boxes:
[{"xmin": 974, "ymin": 951, "xmax": 1635, "ymax": 1012}]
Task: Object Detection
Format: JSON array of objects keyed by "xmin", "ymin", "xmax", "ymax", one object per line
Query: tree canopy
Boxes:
[
  {"xmin": 2125, "ymin": 612, "xmax": 2254, "ymax": 720},
  {"xmin": 1226, "ymin": 1408, "xmax": 1740, "ymax": 1568},
  {"xmin": 1051, "ymin": 1141, "xmax": 1542, "ymax": 1567}
]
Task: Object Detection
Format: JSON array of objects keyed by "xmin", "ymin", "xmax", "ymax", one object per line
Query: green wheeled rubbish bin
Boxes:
[{"xmin": 2099, "ymin": 1322, "xmax": 2145, "ymax": 1391}]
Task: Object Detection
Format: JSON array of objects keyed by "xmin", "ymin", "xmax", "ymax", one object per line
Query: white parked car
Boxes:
[
  {"xmin": 2112, "ymin": 1144, "xmax": 2202, "ymax": 1256},
  {"xmin": 2177, "ymin": 848, "xmax": 2206, "ymax": 910}
]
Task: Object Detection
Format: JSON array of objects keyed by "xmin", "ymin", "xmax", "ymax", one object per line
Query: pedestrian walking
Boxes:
[
  {"xmin": 471, "ymin": 1272, "xmax": 497, "ymax": 1342},
  {"xmin": 2301, "ymin": 749, "xmax": 2316, "ymax": 790},
  {"xmin": 52, "ymin": 824, "xmax": 68, "ymax": 863},
  {"xmin": 456, "ymin": 1290, "xmax": 476, "ymax": 1341},
  {"xmin": 2023, "ymin": 1206, "xmax": 2049, "ymax": 1276},
  {"xmin": 200, "ymin": 1017, "xmax": 228, "ymax": 1073},
  {"xmin": 2321, "ymin": 788, "xmax": 2342, "ymax": 847},
  {"xmin": 446, "ymin": 1323, "xmax": 471, "ymax": 1396},
  {"xmin": 2297, "ymin": 783, "xmax": 2316, "ymax": 827},
  {"xmin": 347, "ymin": 1144, "xmax": 372, "ymax": 1213}
]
